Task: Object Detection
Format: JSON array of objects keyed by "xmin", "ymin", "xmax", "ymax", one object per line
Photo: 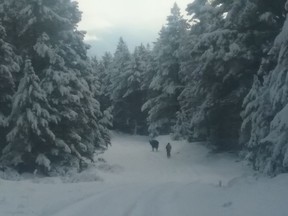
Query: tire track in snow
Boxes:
[
  {"xmin": 45, "ymin": 184, "xmax": 153, "ymax": 216},
  {"xmin": 120, "ymin": 184, "xmax": 165, "ymax": 216},
  {"xmin": 120, "ymin": 183, "xmax": 188, "ymax": 216},
  {"xmin": 41, "ymin": 184, "xmax": 128, "ymax": 216},
  {"xmin": 41, "ymin": 189, "xmax": 107, "ymax": 216}
]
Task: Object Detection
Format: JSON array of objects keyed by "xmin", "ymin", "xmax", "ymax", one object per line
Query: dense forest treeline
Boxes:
[
  {"xmin": 1, "ymin": 0, "xmax": 288, "ymax": 176},
  {"xmin": 93, "ymin": 0, "xmax": 288, "ymax": 175}
]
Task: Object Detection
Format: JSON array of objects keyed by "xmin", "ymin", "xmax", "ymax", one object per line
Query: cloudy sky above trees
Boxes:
[{"xmin": 76, "ymin": 0, "xmax": 191, "ymax": 57}]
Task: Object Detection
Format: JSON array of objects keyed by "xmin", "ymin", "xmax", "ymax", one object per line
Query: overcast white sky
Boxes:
[{"xmin": 76, "ymin": 0, "xmax": 192, "ymax": 56}]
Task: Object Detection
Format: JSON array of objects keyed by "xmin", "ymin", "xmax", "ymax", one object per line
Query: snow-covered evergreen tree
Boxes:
[
  {"xmin": 90, "ymin": 56, "xmax": 113, "ymax": 147},
  {"xmin": 108, "ymin": 38, "xmax": 149, "ymax": 134},
  {"xmin": 241, "ymin": 1, "xmax": 288, "ymax": 175},
  {"xmin": 0, "ymin": 23, "xmax": 20, "ymax": 153},
  {"xmin": 109, "ymin": 37, "xmax": 131, "ymax": 100},
  {"xmin": 2, "ymin": 59, "xmax": 56, "ymax": 173},
  {"xmin": 123, "ymin": 44, "xmax": 150, "ymax": 134},
  {"xmin": 142, "ymin": 3, "xmax": 188, "ymax": 137},
  {"xmin": 94, "ymin": 52, "xmax": 113, "ymax": 111},
  {"xmin": 108, "ymin": 38, "xmax": 132, "ymax": 132},
  {"xmin": 140, "ymin": 44, "xmax": 156, "ymax": 92}
]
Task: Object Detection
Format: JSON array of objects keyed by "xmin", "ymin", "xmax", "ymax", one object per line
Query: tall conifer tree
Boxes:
[
  {"xmin": 142, "ymin": 3, "xmax": 188, "ymax": 136},
  {"xmin": 0, "ymin": 23, "xmax": 20, "ymax": 153},
  {"xmin": 2, "ymin": 59, "xmax": 56, "ymax": 172},
  {"xmin": 241, "ymin": 1, "xmax": 287, "ymax": 174}
]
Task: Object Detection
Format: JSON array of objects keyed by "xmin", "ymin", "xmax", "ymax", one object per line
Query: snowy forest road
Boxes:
[
  {"xmin": 1, "ymin": 133, "xmax": 288, "ymax": 216},
  {"xmin": 99, "ymin": 133, "xmax": 249, "ymax": 185},
  {"xmin": 46, "ymin": 133, "xmax": 253, "ymax": 216}
]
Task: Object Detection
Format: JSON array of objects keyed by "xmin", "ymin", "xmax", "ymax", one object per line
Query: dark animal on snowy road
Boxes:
[{"xmin": 149, "ymin": 139, "xmax": 159, "ymax": 152}]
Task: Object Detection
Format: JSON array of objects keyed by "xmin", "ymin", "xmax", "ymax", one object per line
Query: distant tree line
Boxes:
[
  {"xmin": 93, "ymin": 0, "xmax": 288, "ymax": 175},
  {"xmin": 0, "ymin": 0, "xmax": 111, "ymax": 175}
]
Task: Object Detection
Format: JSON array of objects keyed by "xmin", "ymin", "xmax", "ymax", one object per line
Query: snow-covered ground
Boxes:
[{"xmin": 0, "ymin": 132, "xmax": 288, "ymax": 216}]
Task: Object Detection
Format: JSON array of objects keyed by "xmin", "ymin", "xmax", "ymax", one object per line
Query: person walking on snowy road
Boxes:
[{"xmin": 166, "ymin": 143, "xmax": 171, "ymax": 158}]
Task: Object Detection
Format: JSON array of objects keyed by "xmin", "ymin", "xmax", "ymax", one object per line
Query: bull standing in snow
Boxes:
[{"xmin": 149, "ymin": 139, "xmax": 159, "ymax": 152}]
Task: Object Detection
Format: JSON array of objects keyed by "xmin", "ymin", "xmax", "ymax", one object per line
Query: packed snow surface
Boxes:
[{"xmin": 1, "ymin": 133, "xmax": 288, "ymax": 216}]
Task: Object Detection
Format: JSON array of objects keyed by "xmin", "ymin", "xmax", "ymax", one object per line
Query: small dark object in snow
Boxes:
[
  {"xmin": 98, "ymin": 158, "xmax": 106, "ymax": 163},
  {"xmin": 222, "ymin": 201, "xmax": 233, "ymax": 208},
  {"xmin": 149, "ymin": 139, "xmax": 159, "ymax": 151}
]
